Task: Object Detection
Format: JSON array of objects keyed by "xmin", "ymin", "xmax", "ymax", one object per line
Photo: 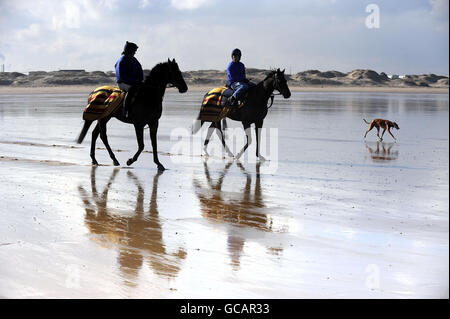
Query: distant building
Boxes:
[
  {"xmin": 387, "ymin": 74, "xmax": 406, "ymax": 79},
  {"xmin": 1, "ymin": 64, "xmax": 4, "ymax": 72},
  {"xmin": 58, "ymin": 69, "xmax": 85, "ymax": 72}
]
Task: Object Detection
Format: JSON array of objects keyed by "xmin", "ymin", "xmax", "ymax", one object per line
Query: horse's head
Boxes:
[
  {"xmin": 166, "ymin": 58, "xmax": 188, "ymax": 93},
  {"xmin": 273, "ymin": 68, "xmax": 291, "ymax": 99}
]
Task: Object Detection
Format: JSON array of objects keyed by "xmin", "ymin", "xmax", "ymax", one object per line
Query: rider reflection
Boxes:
[
  {"xmin": 193, "ymin": 160, "xmax": 284, "ymax": 270},
  {"xmin": 78, "ymin": 167, "xmax": 186, "ymax": 285}
]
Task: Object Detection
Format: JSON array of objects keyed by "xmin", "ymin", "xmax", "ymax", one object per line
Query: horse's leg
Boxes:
[
  {"xmin": 255, "ymin": 120, "xmax": 266, "ymax": 161},
  {"xmin": 236, "ymin": 122, "xmax": 252, "ymax": 160},
  {"xmin": 222, "ymin": 118, "xmax": 228, "ymax": 140},
  {"xmin": 90, "ymin": 123, "xmax": 100, "ymax": 165},
  {"xmin": 98, "ymin": 118, "xmax": 120, "ymax": 166},
  {"xmin": 214, "ymin": 121, "xmax": 234, "ymax": 158},
  {"xmin": 149, "ymin": 120, "xmax": 165, "ymax": 171},
  {"xmin": 203, "ymin": 123, "xmax": 216, "ymax": 156},
  {"xmin": 126, "ymin": 124, "xmax": 144, "ymax": 166}
]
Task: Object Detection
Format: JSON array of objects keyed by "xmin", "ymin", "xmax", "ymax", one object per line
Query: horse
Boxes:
[
  {"xmin": 192, "ymin": 68, "xmax": 291, "ymax": 161},
  {"xmin": 77, "ymin": 58, "xmax": 188, "ymax": 170}
]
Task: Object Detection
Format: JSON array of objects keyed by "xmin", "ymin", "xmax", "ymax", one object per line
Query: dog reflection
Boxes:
[
  {"xmin": 193, "ymin": 160, "xmax": 282, "ymax": 270},
  {"xmin": 365, "ymin": 141, "xmax": 399, "ymax": 162},
  {"xmin": 78, "ymin": 167, "xmax": 186, "ymax": 285}
]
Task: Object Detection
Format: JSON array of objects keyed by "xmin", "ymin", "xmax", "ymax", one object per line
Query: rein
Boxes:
[
  {"xmin": 268, "ymin": 92, "xmax": 282, "ymax": 109},
  {"xmin": 267, "ymin": 74, "xmax": 283, "ymax": 109}
]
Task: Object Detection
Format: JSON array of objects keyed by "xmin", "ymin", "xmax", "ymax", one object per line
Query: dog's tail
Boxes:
[{"xmin": 363, "ymin": 118, "xmax": 371, "ymax": 124}]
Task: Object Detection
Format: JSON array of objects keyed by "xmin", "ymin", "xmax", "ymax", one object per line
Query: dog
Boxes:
[{"xmin": 363, "ymin": 118, "xmax": 399, "ymax": 141}]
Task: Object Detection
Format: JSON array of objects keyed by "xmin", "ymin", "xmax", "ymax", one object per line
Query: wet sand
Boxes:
[{"xmin": 0, "ymin": 88, "xmax": 448, "ymax": 298}]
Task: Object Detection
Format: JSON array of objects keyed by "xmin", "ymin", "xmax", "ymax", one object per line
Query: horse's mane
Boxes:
[
  {"xmin": 262, "ymin": 70, "xmax": 276, "ymax": 82},
  {"xmin": 144, "ymin": 62, "xmax": 167, "ymax": 85}
]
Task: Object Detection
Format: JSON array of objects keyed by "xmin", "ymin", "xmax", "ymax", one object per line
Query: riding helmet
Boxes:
[
  {"xmin": 231, "ymin": 48, "xmax": 242, "ymax": 58},
  {"xmin": 122, "ymin": 41, "xmax": 139, "ymax": 54}
]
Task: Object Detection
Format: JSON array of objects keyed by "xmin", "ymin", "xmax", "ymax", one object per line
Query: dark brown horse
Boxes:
[
  {"xmin": 77, "ymin": 59, "xmax": 188, "ymax": 170},
  {"xmin": 192, "ymin": 68, "xmax": 291, "ymax": 160}
]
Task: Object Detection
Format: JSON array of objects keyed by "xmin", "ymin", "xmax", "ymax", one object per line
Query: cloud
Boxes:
[
  {"xmin": 429, "ymin": 0, "xmax": 449, "ymax": 17},
  {"xmin": 139, "ymin": 0, "xmax": 150, "ymax": 8},
  {"xmin": 99, "ymin": 0, "xmax": 119, "ymax": 10},
  {"xmin": 170, "ymin": 0, "xmax": 212, "ymax": 10},
  {"xmin": 15, "ymin": 23, "xmax": 41, "ymax": 40},
  {"xmin": 51, "ymin": 1, "xmax": 82, "ymax": 29}
]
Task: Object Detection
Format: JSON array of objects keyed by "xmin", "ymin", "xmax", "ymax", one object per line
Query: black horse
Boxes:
[
  {"xmin": 77, "ymin": 59, "xmax": 188, "ymax": 170},
  {"xmin": 192, "ymin": 68, "xmax": 291, "ymax": 160}
]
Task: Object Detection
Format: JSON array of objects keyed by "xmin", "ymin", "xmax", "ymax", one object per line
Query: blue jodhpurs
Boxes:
[{"xmin": 230, "ymin": 81, "xmax": 249, "ymax": 100}]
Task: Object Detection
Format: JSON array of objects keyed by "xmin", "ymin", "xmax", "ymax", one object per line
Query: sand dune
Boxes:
[{"xmin": 0, "ymin": 68, "xmax": 448, "ymax": 89}]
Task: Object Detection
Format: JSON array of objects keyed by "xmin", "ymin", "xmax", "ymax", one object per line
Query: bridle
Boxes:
[
  {"xmin": 144, "ymin": 61, "xmax": 177, "ymax": 89},
  {"xmin": 268, "ymin": 72, "xmax": 284, "ymax": 108},
  {"xmin": 166, "ymin": 61, "xmax": 176, "ymax": 89}
]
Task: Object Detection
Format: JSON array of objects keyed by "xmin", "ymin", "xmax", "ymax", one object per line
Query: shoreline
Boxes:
[{"xmin": 0, "ymin": 85, "xmax": 448, "ymax": 94}]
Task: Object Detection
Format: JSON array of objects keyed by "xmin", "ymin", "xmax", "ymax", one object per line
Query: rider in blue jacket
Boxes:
[
  {"xmin": 115, "ymin": 41, "xmax": 144, "ymax": 118},
  {"xmin": 227, "ymin": 48, "xmax": 249, "ymax": 107}
]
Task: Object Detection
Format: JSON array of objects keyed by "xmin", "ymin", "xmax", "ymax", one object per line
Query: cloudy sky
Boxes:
[{"xmin": 0, "ymin": 0, "xmax": 448, "ymax": 75}]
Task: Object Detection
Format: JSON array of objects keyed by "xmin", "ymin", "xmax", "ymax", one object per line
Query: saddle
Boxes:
[
  {"xmin": 199, "ymin": 86, "xmax": 248, "ymax": 122},
  {"xmin": 83, "ymin": 86, "xmax": 126, "ymax": 121}
]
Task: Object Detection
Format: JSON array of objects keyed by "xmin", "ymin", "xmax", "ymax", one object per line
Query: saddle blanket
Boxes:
[
  {"xmin": 199, "ymin": 86, "xmax": 234, "ymax": 122},
  {"xmin": 83, "ymin": 86, "xmax": 125, "ymax": 121}
]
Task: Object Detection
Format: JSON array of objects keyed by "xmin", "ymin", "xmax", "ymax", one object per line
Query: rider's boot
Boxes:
[
  {"xmin": 228, "ymin": 96, "xmax": 239, "ymax": 109},
  {"xmin": 123, "ymin": 85, "xmax": 137, "ymax": 118},
  {"xmin": 123, "ymin": 92, "xmax": 130, "ymax": 118}
]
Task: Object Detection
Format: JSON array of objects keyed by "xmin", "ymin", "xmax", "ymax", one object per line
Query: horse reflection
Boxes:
[
  {"xmin": 193, "ymin": 160, "xmax": 282, "ymax": 270},
  {"xmin": 365, "ymin": 141, "xmax": 399, "ymax": 162},
  {"xmin": 78, "ymin": 167, "xmax": 186, "ymax": 285}
]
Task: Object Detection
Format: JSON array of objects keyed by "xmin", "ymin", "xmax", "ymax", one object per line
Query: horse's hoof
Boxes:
[
  {"xmin": 258, "ymin": 155, "xmax": 267, "ymax": 162},
  {"xmin": 113, "ymin": 161, "xmax": 120, "ymax": 166},
  {"xmin": 92, "ymin": 160, "xmax": 98, "ymax": 166},
  {"xmin": 157, "ymin": 164, "xmax": 165, "ymax": 171},
  {"xmin": 126, "ymin": 159, "xmax": 133, "ymax": 166}
]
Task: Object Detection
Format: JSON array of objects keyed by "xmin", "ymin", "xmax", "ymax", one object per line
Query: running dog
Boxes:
[{"xmin": 363, "ymin": 118, "xmax": 399, "ymax": 141}]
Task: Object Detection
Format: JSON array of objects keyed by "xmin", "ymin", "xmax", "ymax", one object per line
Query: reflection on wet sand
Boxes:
[
  {"xmin": 78, "ymin": 167, "xmax": 186, "ymax": 285},
  {"xmin": 365, "ymin": 141, "xmax": 399, "ymax": 162},
  {"xmin": 193, "ymin": 160, "xmax": 284, "ymax": 270}
]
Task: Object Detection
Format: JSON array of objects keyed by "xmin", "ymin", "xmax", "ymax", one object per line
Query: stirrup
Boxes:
[{"xmin": 228, "ymin": 96, "xmax": 238, "ymax": 107}]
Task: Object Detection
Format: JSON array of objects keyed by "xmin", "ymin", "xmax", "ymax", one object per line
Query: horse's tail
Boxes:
[
  {"xmin": 77, "ymin": 120, "xmax": 94, "ymax": 144},
  {"xmin": 191, "ymin": 114, "xmax": 203, "ymax": 135},
  {"xmin": 363, "ymin": 118, "xmax": 371, "ymax": 124}
]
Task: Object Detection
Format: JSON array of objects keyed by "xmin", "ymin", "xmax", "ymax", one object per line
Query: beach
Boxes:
[{"xmin": 0, "ymin": 87, "xmax": 448, "ymax": 298}]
